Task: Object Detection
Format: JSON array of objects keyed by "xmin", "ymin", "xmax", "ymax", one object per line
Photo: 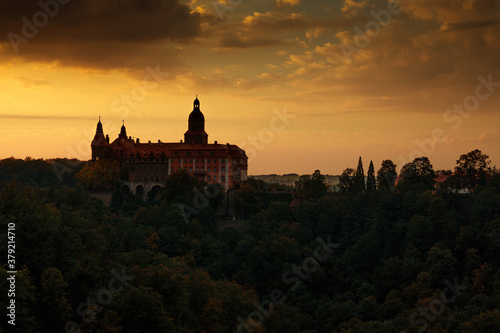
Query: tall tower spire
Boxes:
[
  {"xmin": 96, "ymin": 116, "xmax": 103, "ymax": 133},
  {"xmin": 91, "ymin": 116, "xmax": 111, "ymax": 161}
]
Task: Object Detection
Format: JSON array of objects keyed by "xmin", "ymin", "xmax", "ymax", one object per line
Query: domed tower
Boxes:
[
  {"xmin": 184, "ymin": 96, "xmax": 208, "ymax": 144},
  {"xmin": 119, "ymin": 120, "xmax": 127, "ymax": 139}
]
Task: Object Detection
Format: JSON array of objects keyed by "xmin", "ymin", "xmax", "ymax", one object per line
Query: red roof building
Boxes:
[{"xmin": 91, "ymin": 98, "xmax": 248, "ymax": 191}]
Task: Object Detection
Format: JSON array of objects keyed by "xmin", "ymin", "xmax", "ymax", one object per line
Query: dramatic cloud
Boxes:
[
  {"xmin": 0, "ymin": 0, "xmax": 203, "ymax": 70},
  {"xmin": 439, "ymin": 19, "xmax": 500, "ymax": 32},
  {"xmin": 276, "ymin": 0, "xmax": 300, "ymax": 9},
  {"xmin": 1, "ymin": 0, "xmax": 500, "ymax": 172},
  {"xmin": 241, "ymin": 11, "xmax": 310, "ymax": 32},
  {"xmin": 402, "ymin": 0, "xmax": 498, "ymax": 23},
  {"xmin": 219, "ymin": 35, "xmax": 285, "ymax": 48},
  {"xmin": 341, "ymin": 0, "xmax": 368, "ymax": 18}
]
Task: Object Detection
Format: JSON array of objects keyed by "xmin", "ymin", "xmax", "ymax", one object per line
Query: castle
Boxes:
[{"xmin": 91, "ymin": 97, "xmax": 248, "ymax": 196}]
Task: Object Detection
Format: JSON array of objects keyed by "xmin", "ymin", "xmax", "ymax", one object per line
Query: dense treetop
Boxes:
[{"xmin": 1, "ymin": 150, "xmax": 499, "ymax": 332}]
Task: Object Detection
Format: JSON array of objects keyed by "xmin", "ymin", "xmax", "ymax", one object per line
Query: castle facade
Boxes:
[{"xmin": 91, "ymin": 97, "xmax": 248, "ymax": 193}]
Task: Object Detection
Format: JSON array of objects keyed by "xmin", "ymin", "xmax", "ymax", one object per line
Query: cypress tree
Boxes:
[
  {"xmin": 355, "ymin": 156, "xmax": 365, "ymax": 191},
  {"xmin": 367, "ymin": 160, "xmax": 376, "ymax": 191}
]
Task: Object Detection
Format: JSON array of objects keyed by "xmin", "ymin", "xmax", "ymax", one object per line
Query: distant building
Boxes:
[{"xmin": 91, "ymin": 97, "xmax": 248, "ymax": 194}]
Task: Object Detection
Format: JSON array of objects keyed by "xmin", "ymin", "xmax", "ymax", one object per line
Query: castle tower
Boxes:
[
  {"xmin": 184, "ymin": 97, "xmax": 208, "ymax": 144},
  {"xmin": 119, "ymin": 120, "xmax": 127, "ymax": 139},
  {"xmin": 91, "ymin": 117, "xmax": 112, "ymax": 160}
]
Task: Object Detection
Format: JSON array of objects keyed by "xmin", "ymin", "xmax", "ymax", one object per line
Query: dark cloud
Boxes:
[
  {"xmin": 0, "ymin": 0, "xmax": 202, "ymax": 70},
  {"xmin": 440, "ymin": 19, "xmax": 500, "ymax": 32},
  {"xmin": 241, "ymin": 12, "xmax": 325, "ymax": 34},
  {"xmin": 213, "ymin": 11, "xmax": 361, "ymax": 50},
  {"xmin": 219, "ymin": 34, "xmax": 284, "ymax": 48}
]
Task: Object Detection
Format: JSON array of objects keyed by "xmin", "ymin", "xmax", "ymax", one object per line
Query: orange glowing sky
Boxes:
[{"xmin": 0, "ymin": 0, "xmax": 499, "ymax": 175}]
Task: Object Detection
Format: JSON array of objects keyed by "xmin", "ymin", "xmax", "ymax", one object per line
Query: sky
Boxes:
[{"xmin": 0, "ymin": 0, "xmax": 499, "ymax": 175}]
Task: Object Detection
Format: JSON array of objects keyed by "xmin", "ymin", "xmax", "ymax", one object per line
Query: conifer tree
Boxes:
[
  {"xmin": 355, "ymin": 156, "xmax": 365, "ymax": 191},
  {"xmin": 367, "ymin": 160, "xmax": 376, "ymax": 191}
]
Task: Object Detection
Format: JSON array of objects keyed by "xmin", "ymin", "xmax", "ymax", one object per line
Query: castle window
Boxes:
[
  {"xmin": 178, "ymin": 159, "xmax": 181, "ymax": 163},
  {"xmin": 222, "ymin": 167, "xmax": 225, "ymax": 172},
  {"xmin": 213, "ymin": 175, "xmax": 217, "ymax": 182},
  {"xmin": 208, "ymin": 175, "xmax": 211, "ymax": 182},
  {"xmin": 196, "ymin": 167, "xmax": 199, "ymax": 172},
  {"xmin": 214, "ymin": 167, "xmax": 217, "ymax": 173},
  {"xmin": 190, "ymin": 168, "xmax": 192, "ymax": 172},
  {"xmin": 196, "ymin": 159, "xmax": 199, "ymax": 164},
  {"xmin": 221, "ymin": 175, "xmax": 225, "ymax": 182},
  {"xmin": 208, "ymin": 168, "xmax": 211, "ymax": 172}
]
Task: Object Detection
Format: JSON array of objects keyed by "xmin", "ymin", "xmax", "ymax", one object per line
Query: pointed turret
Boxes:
[
  {"xmin": 96, "ymin": 116, "xmax": 103, "ymax": 132},
  {"xmin": 91, "ymin": 116, "xmax": 111, "ymax": 161},
  {"xmin": 92, "ymin": 116, "xmax": 107, "ymax": 147}
]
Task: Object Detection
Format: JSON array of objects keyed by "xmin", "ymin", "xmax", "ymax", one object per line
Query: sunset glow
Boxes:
[{"xmin": 1, "ymin": 0, "xmax": 499, "ymax": 174}]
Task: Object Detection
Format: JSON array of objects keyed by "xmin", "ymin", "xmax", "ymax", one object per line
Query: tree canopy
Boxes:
[
  {"xmin": 456, "ymin": 149, "xmax": 492, "ymax": 193},
  {"xmin": 398, "ymin": 156, "xmax": 436, "ymax": 190},
  {"xmin": 294, "ymin": 169, "xmax": 328, "ymax": 199},
  {"xmin": 0, "ymin": 150, "xmax": 499, "ymax": 332},
  {"xmin": 377, "ymin": 159, "xmax": 397, "ymax": 191}
]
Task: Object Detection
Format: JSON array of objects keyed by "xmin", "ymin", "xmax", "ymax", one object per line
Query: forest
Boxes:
[{"xmin": 1, "ymin": 149, "xmax": 500, "ymax": 332}]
